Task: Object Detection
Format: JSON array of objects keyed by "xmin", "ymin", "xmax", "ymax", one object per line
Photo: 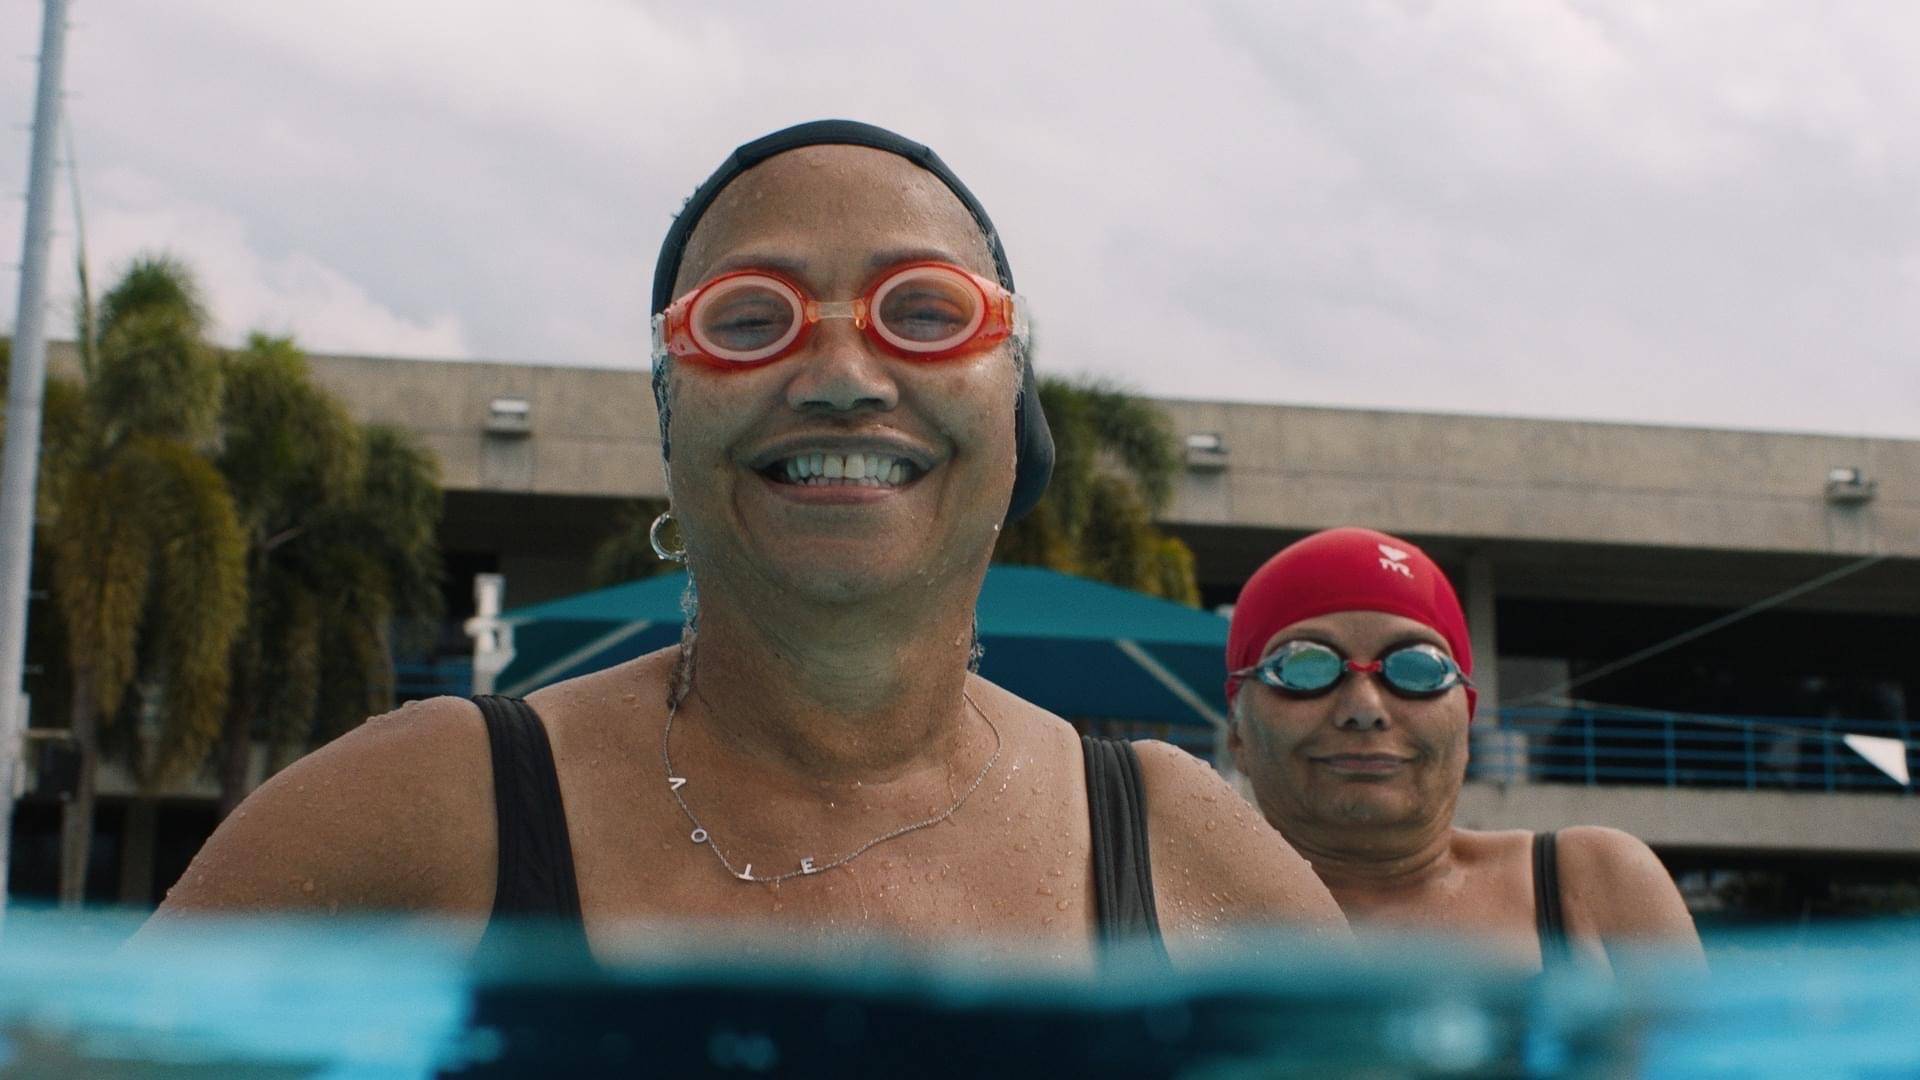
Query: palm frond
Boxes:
[
  {"xmin": 90, "ymin": 305, "xmax": 223, "ymax": 446},
  {"xmin": 259, "ymin": 577, "xmax": 322, "ymax": 766},
  {"xmin": 47, "ymin": 462, "xmax": 153, "ymax": 720},
  {"xmin": 132, "ymin": 440, "xmax": 249, "ymax": 782},
  {"xmin": 218, "ymin": 335, "xmax": 364, "ymax": 538},
  {"xmin": 94, "ymin": 254, "xmax": 209, "ymax": 341}
]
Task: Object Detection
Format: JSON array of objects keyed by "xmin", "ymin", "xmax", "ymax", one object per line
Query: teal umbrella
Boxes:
[{"xmin": 487, "ymin": 567, "xmax": 1232, "ymax": 761}]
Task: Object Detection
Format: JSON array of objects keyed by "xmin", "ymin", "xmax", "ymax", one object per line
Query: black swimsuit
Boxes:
[
  {"xmin": 471, "ymin": 695, "xmax": 1165, "ymax": 951},
  {"xmin": 1532, "ymin": 830, "xmax": 1571, "ymax": 966}
]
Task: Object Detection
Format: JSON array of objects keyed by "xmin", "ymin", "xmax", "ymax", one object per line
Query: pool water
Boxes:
[{"xmin": 0, "ymin": 910, "xmax": 1913, "ymax": 1078}]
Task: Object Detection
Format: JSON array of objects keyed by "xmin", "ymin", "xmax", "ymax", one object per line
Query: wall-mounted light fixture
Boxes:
[
  {"xmin": 1184, "ymin": 432, "xmax": 1229, "ymax": 472},
  {"xmin": 1824, "ymin": 466, "xmax": 1876, "ymax": 505},
  {"xmin": 486, "ymin": 396, "xmax": 532, "ymax": 437}
]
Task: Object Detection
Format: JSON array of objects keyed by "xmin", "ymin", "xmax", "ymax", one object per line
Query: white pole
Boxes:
[{"xmin": 0, "ymin": 0, "xmax": 73, "ymax": 917}]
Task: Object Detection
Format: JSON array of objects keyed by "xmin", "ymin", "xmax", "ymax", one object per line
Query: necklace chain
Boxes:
[{"xmin": 661, "ymin": 683, "xmax": 1002, "ymax": 885}]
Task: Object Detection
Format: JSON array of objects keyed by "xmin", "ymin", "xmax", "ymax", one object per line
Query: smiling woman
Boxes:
[
  {"xmin": 143, "ymin": 120, "xmax": 1348, "ymax": 967},
  {"xmin": 1226, "ymin": 527, "xmax": 1704, "ymax": 971}
]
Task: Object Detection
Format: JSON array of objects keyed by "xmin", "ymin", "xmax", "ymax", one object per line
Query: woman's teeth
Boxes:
[{"xmin": 778, "ymin": 452, "xmax": 915, "ymax": 487}]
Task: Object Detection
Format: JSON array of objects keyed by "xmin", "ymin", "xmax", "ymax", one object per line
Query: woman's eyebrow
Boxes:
[
  {"xmin": 1267, "ymin": 631, "xmax": 1340, "ymax": 655},
  {"xmin": 697, "ymin": 247, "xmax": 967, "ymax": 282},
  {"xmin": 705, "ymin": 252, "xmax": 810, "ymax": 278},
  {"xmin": 867, "ymin": 246, "xmax": 966, "ymax": 271},
  {"xmin": 1381, "ymin": 633, "xmax": 1448, "ymax": 655}
]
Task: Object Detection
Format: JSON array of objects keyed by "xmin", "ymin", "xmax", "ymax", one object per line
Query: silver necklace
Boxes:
[{"xmin": 661, "ymin": 686, "xmax": 1002, "ymax": 884}]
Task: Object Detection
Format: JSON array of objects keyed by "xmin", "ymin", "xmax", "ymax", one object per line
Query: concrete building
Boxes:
[{"xmin": 18, "ymin": 347, "xmax": 1919, "ymax": 913}]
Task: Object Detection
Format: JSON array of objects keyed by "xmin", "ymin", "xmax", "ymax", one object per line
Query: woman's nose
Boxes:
[
  {"xmin": 1332, "ymin": 669, "xmax": 1392, "ymax": 731},
  {"xmin": 785, "ymin": 319, "xmax": 898, "ymax": 415}
]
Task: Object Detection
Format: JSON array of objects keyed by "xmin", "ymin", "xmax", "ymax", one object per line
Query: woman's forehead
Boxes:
[
  {"xmin": 675, "ymin": 145, "xmax": 997, "ymax": 294},
  {"xmin": 1261, "ymin": 611, "xmax": 1451, "ymax": 657}
]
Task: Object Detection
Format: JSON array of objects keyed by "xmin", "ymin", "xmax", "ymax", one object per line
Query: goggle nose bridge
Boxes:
[{"xmin": 804, "ymin": 298, "xmax": 870, "ymax": 331}]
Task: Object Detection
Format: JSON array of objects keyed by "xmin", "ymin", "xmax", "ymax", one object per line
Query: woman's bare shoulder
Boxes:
[
  {"xmin": 1556, "ymin": 825, "xmax": 1705, "ymax": 962},
  {"xmin": 147, "ymin": 696, "xmax": 498, "ymax": 925},
  {"xmin": 1129, "ymin": 739, "xmax": 1349, "ymax": 953}
]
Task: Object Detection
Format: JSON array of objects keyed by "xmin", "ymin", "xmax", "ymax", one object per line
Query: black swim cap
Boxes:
[{"xmin": 649, "ymin": 119, "xmax": 1054, "ymax": 524}]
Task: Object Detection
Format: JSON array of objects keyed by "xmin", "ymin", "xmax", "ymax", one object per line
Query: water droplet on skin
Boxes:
[{"xmin": 1055, "ymin": 898, "xmax": 1070, "ymax": 911}]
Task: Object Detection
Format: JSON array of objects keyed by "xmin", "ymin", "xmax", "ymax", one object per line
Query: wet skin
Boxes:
[
  {"xmin": 1231, "ymin": 610, "xmax": 1704, "ymax": 970},
  {"xmin": 144, "ymin": 146, "xmax": 1347, "ymax": 967}
]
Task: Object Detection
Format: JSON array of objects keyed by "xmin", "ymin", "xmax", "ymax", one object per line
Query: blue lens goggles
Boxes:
[{"xmin": 1231, "ymin": 640, "xmax": 1471, "ymax": 699}]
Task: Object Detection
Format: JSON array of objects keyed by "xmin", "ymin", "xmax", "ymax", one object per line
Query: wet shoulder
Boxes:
[
  {"xmin": 521, "ymin": 648, "xmax": 682, "ymax": 745},
  {"xmin": 1130, "ymin": 739, "xmax": 1349, "ymax": 955},
  {"xmin": 149, "ymin": 696, "xmax": 496, "ymax": 923}
]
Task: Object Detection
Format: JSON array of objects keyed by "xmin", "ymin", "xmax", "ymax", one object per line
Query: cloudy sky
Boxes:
[{"xmin": 3, "ymin": 1, "xmax": 1917, "ymax": 437}]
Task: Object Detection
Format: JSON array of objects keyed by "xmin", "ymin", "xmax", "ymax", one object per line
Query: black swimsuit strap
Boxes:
[
  {"xmin": 474, "ymin": 695, "xmax": 583, "ymax": 924},
  {"xmin": 1533, "ymin": 830, "xmax": 1571, "ymax": 967},
  {"xmin": 1081, "ymin": 736, "xmax": 1167, "ymax": 952}
]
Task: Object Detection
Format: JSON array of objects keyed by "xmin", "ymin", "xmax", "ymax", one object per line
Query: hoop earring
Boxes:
[{"xmin": 649, "ymin": 511, "xmax": 687, "ymax": 563}]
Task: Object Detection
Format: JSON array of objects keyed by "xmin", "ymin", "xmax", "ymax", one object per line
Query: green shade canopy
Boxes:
[{"xmin": 492, "ymin": 567, "xmax": 1231, "ymax": 750}]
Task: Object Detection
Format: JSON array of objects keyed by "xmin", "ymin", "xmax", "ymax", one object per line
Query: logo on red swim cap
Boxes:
[
  {"xmin": 1225, "ymin": 527, "xmax": 1476, "ymax": 718},
  {"xmin": 1377, "ymin": 543, "xmax": 1414, "ymax": 576}
]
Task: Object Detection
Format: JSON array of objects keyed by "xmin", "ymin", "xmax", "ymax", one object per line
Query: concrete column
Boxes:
[
  {"xmin": 1465, "ymin": 553, "xmax": 1501, "ymax": 719},
  {"xmin": 1464, "ymin": 553, "xmax": 1527, "ymax": 781}
]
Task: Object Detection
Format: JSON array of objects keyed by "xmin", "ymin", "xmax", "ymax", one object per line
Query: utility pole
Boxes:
[{"xmin": 0, "ymin": 0, "xmax": 73, "ymax": 918}]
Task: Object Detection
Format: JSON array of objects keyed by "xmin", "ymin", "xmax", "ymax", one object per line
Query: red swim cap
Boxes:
[{"xmin": 1225, "ymin": 527, "xmax": 1475, "ymax": 718}]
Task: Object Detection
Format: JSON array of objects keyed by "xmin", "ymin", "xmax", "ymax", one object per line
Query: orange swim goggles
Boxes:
[{"xmin": 651, "ymin": 261, "xmax": 1029, "ymax": 370}]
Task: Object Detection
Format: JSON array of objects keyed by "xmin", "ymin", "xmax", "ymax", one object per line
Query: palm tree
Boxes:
[
  {"xmin": 213, "ymin": 335, "xmax": 444, "ymax": 816},
  {"xmin": 996, "ymin": 376, "xmax": 1199, "ymax": 605},
  {"xmin": 41, "ymin": 256, "xmax": 248, "ymax": 904}
]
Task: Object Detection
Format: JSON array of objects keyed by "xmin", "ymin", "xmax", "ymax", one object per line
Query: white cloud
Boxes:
[{"xmin": 3, "ymin": 164, "xmax": 469, "ymax": 358}]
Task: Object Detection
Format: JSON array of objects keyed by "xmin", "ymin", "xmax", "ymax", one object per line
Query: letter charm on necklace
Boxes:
[{"xmin": 658, "ymin": 658, "xmax": 1002, "ymax": 886}]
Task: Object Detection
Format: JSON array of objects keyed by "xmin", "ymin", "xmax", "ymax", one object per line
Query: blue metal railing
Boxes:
[{"xmin": 1473, "ymin": 705, "xmax": 1915, "ymax": 794}]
